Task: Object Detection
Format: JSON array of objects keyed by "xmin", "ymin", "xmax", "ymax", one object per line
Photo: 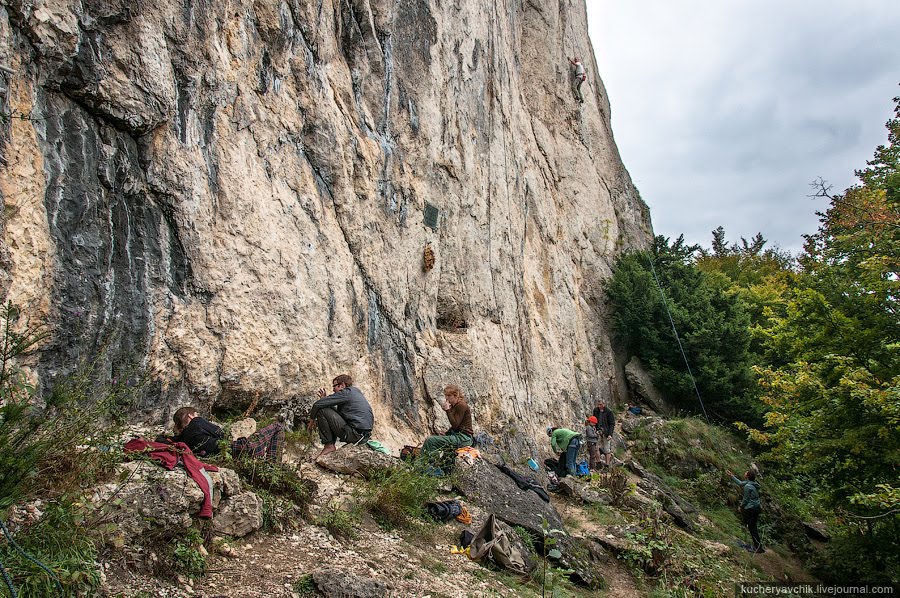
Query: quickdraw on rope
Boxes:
[
  {"xmin": 645, "ymin": 253, "xmax": 711, "ymax": 424},
  {"xmin": 0, "ymin": 518, "xmax": 64, "ymax": 596}
]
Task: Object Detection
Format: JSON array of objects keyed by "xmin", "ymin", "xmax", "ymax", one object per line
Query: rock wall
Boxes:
[{"xmin": 0, "ymin": 0, "xmax": 651, "ymax": 453}]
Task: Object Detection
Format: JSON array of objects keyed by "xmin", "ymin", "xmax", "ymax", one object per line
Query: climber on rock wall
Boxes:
[{"xmin": 568, "ymin": 56, "xmax": 586, "ymax": 104}]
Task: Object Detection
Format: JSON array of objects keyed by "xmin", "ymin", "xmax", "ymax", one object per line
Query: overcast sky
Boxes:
[{"xmin": 587, "ymin": 1, "xmax": 900, "ymax": 254}]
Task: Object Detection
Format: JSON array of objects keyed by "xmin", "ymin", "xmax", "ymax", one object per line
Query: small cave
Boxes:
[{"xmin": 436, "ymin": 302, "xmax": 469, "ymax": 332}]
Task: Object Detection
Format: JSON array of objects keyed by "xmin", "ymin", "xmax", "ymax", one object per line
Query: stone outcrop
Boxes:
[
  {"xmin": 0, "ymin": 0, "xmax": 651, "ymax": 453},
  {"xmin": 91, "ymin": 461, "xmax": 262, "ymax": 540},
  {"xmin": 315, "ymin": 443, "xmax": 398, "ymax": 478},
  {"xmin": 624, "ymin": 356, "xmax": 672, "ymax": 414}
]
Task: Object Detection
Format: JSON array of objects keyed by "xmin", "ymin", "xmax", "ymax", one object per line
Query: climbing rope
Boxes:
[
  {"xmin": 0, "ymin": 518, "xmax": 64, "ymax": 596},
  {"xmin": 645, "ymin": 254, "xmax": 711, "ymax": 424},
  {"xmin": 0, "ymin": 556, "xmax": 16, "ymax": 598}
]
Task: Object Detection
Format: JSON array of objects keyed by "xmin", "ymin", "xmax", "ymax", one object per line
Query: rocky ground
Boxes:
[{"xmin": 94, "ymin": 413, "xmax": 819, "ymax": 598}]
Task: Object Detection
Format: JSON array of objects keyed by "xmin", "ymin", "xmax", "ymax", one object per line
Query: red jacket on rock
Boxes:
[{"xmin": 123, "ymin": 438, "xmax": 219, "ymax": 518}]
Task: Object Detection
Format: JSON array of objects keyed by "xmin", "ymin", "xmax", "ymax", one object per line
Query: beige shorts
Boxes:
[{"xmin": 601, "ymin": 435, "xmax": 612, "ymax": 454}]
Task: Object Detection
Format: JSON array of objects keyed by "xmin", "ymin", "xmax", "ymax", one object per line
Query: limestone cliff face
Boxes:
[{"xmin": 0, "ymin": 0, "xmax": 651, "ymax": 451}]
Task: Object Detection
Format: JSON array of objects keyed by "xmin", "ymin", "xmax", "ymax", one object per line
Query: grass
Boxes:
[
  {"xmin": 315, "ymin": 501, "xmax": 362, "ymax": 540},
  {"xmin": 362, "ymin": 463, "xmax": 442, "ymax": 530}
]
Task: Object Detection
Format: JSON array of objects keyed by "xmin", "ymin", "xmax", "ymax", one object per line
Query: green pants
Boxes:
[{"xmin": 422, "ymin": 431, "xmax": 473, "ymax": 455}]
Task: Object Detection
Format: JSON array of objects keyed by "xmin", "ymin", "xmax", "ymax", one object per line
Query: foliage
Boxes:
[
  {"xmin": 744, "ymin": 94, "xmax": 900, "ymax": 582},
  {"xmin": 0, "ymin": 302, "xmax": 149, "ymax": 595},
  {"xmin": 605, "ymin": 236, "xmax": 760, "ymax": 424},
  {"xmin": 293, "ymin": 573, "xmax": 317, "ymax": 596},
  {"xmin": 362, "ymin": 464, "xmax": 441, "ymax": 530},
  {"xmin": 172, "ymin": 528, "xmax": 206, "ymax": 578},
  {"xmin": 0, "ymin": 502, "xmax": 101, "ymax": 596},
  {"xmin": 537, "ymin": 516, "xmax": 568, "ymax": 598},
  {"xmin": 315, "ymin": 501, "xmax": 361, "ymax": 540},
  {"xmin": 620, "ymin": 505, "xmax": 673, "ymax": 576}
]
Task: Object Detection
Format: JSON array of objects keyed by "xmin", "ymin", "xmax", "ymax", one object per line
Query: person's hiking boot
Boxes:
[{"xmin": 752, "ymin": 546, "xmax": 766, "ymax": 554}]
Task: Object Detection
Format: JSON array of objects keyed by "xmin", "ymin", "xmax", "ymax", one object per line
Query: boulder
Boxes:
[
  {"xmin": 454, "ymin": 460, "xmax": 602, "ymax": 589},
  {"xmin": 558, "ymin": 477, "xmax": 611, "ymax": 505},
  {"xmin": 624, "ymin": 357, "xmax": 673, "ymax": 415},
  {"xmin": 802, "ymin": 520, "xmax": 830, "ymax": 542},
  {"xmin": 212, "ymin": 492, "xmax": 263, "ymax": 537},
  {"xmin": 455, "ymin": 459, "xmax": 562, "ymax": 534},
  {"xmin": 312, "ymin": 568, "xmax": 392, "ymax": 598},
  {"xmin": 230, "ymin": 418, "xmax": 257, "ymax": 441},
  {"xmin": 316, "ymin": 444, "xmax": 399, "ymax": 479},
  {"xmin": 90, "ymin": 461, "xmax": 251, "ymax": 539}
]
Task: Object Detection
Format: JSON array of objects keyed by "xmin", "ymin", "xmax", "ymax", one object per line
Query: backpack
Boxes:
[
  {"xmin": 399, "ymin": 445, "xmax": 421, "ymax": 462},
  {"xmin": 576, "ymin": 460, "xmax": 590, "ymax": 476}
]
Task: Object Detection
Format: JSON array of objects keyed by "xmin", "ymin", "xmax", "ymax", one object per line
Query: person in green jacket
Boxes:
[
  {"xmin": 545, "ymin": 426, "xmax": 582, "ymax": 477},
  {"xmin": 727, "ymin": 468, "xmax": 764, "ymax": 553}
]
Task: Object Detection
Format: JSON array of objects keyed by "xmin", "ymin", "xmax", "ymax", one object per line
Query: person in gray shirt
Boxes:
[{"xmin": 307, "ymin": 374, "xmax": 374, "ymax": 459}]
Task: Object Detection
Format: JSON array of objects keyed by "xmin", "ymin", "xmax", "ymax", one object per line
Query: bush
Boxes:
[
  {"xmin": 0, "ymin": 302, "xmax": 143, "ymax": 595},
  {"xmin": 363, "ymin": 464, "xmax": 441, "ymax": 530},
  {"xmin": 226, "ymin": 458, "xmax": 315, "ymax": 530},
  {"xmin": 172, "ymin": 528, "xmax": 206, "ymax": 578}
]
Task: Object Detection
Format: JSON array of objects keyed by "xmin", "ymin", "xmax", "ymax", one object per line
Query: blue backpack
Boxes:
[{"xmin": 576, "ymin": 460, "xmax": 590, "ymax": 476}]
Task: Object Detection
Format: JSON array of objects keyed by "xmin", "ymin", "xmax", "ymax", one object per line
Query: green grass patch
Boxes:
[{"xmin": 362, "ymin": 463, "xmax": 442, "ymax": 530}]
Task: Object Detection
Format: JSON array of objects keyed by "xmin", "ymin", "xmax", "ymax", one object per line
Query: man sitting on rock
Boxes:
[
  {"xmin": 307, "ymin": 374, "xmax": 374, "ymax": 460},
  {"xmin": 171, "ymin": 407, "xmax": 285, "ymax": 462},
  {"xmin": 544, "ymin": 426, "xmax": 582, "ymax": 477},
  {"xmin": 422, "ymin": 384, "xmax": 474, "ymax": 459}
]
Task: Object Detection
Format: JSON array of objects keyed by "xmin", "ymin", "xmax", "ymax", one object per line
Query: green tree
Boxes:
[
  {"xmin": 748, "ymin": 95, "xmax": 900, "ymax": 582},
  {"xmin": 606, "ymin": 235, "xmax": 759, "ymax": 423}
]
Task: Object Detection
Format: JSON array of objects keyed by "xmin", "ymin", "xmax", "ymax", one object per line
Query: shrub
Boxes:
[
  {"xmin": 0, "ymin": 302, "xmax": 146, "ymax": 595},
  {"xmin": 172, "ymin": 528, "xmax": 206, "ymax": 578},
  {"xmin": 363, "ymin": 464, "xmax": 441, "ymax": 530},
  {"xmin": 315, "ymin": 501, "xmax": 361, "ymax": 540}
]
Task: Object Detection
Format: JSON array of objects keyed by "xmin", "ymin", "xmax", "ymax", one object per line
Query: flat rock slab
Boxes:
[
  {"xmin": 316, "ymin": 444, "xmax": 399, "ymax": 479},
  {"xmin": 454, "ymin": 459, "xmax": 562, "ymax": 533},
  {"xmin": 312, "ymin": 568, "xmax": 392, "ymax": 598}
]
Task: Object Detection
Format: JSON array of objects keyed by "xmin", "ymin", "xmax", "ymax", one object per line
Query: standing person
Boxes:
[
  {"xmin": 307, "ymin": 374, "xmax": 374, "ymax": 459},
  {"xmin": 593, "ymin": 398, "xmax": 616, "ymax": 467},
  {"xmin": 568, "ymin": 56, "xmax": 586, "ymax": 103},
  {"xmin": 546, "ymin": 426, "xmax": 582, "ymax": 477},
  {"xmin": 727, "ymin": 468, "xmax": 764, "ymax": 553},
  {"xmin": 171, "ymin": 407, "xmax": 285, "ymax": 462},
  {"xmin": 422, "ymin": 384, "xmax": 474, "ymax": 456},
  {"xmin": 584, "ymin": 416, "xmax": 601, "ymax": 471}
]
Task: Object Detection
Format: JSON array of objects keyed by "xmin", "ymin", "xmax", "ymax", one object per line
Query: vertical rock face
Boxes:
[{"xmin": 0, "ymin": 0, "xmax": 651, "ymax": 451}]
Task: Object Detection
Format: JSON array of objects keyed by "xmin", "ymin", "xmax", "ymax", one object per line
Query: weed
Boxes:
[
  {"xmin": 228, "ymin": 459, "xmax": 315, "ymax": 529},
  {"xmin": 620, "ymin": 504, "xmax": 673, "ymax": 576},
  {"xmin": 0, "ymin": 302, "xmax": 145, "ymax": 595},
  {"xmin": 173, "ymin": 528, "xmax": 206, "ymax": 578},
  {"xmin": 513, "ymin": 525, "xmax": 537, "ymax": 555},
  {"xmin": 293, "ymin": 573, "xmax": 317, "ymax": 596},
  {"xmin": 315, "ymin": 501, "xmax": 361, "ymax": 540},
  {"xmin": 594, "ymin": 467, "xmax": 631, "ymax": 506},
  {"xmin": 362, "ymin": 463, "xmax": 441, "ymax": 530}
]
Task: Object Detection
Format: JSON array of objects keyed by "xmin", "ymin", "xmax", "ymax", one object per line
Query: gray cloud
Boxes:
[{"xmin": 589, "ymin": 0, "xmax": 900, "ymax": 253}]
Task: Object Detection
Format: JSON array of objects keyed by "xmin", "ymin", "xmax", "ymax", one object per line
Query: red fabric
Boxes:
[{"xmin": 124, "ymin": 438, "xmax": 219, "ymax": 518}]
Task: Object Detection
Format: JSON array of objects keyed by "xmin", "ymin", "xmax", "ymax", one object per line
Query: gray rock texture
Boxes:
[
  {"xmin": 0, "ymin": 0, "xmax": 651, "ymax": 453},
  {"xmin": 90, "ymin": 461, "xmax": 258, "ymax": 539}
]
